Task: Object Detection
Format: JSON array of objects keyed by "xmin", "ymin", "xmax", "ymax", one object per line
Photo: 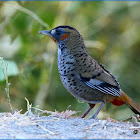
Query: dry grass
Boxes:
[{"xmin": 0, "ymin": 97, "xmax": 139, "ymax": 139}]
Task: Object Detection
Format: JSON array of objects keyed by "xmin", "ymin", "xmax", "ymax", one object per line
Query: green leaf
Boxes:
[{"xmin": 0, "ymin": 60, "xmax": 19, "ymax": 81}]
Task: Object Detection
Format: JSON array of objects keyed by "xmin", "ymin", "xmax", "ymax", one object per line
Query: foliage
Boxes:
[
  {"xmin": 0, "ymin": 59, "xmax": 18, "ymax": 81},
  {"xmin": 0, "ymin": 1, "xmax": 140, "ymax": 120}
]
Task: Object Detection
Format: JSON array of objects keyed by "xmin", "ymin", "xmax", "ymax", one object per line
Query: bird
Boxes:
[{"xmin": 39, "ymin": 25, "xmax": 140, "ymax": 119}]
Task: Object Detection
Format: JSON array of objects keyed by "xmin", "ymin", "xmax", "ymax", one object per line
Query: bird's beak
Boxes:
[
  {"xmin": 39, "ymin": 30, "xmax": 51, "ymax": 36},
  {"xmin": 39, "ymin": 30, "xmax": 56, "ymax": 42}
]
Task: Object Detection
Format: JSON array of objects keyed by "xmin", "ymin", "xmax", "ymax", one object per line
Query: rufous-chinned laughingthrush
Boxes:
[{"xmin": 39, "ymin": 25, "xmax": 140, "ymax": 119}]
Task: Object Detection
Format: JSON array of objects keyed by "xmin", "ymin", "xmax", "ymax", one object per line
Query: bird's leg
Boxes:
[
  {"xmin": 81, "ymin": 104, "xmax": 95, "ymax": 118},
  {"xmin": 91, "ymin": 102, "xmax": 105, "ymax": 119}
]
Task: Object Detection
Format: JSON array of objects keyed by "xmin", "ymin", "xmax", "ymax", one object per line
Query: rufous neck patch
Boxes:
[
  {"xmin": 60, "ymin": 33, "xmax": 69, "ymax": 41},
  {"xmin": 50, "ymin": 37, "xmax": 56, "ymax": 42}
]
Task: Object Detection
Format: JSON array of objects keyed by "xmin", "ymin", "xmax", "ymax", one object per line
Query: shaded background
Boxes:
[{"xmin": 0, "ymin": 1, "xmax": 140, "ymax": 120}]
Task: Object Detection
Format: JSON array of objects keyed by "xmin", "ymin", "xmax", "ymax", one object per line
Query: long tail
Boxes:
[{"xmin": 121, "ymin": 90, "xmax": 140, "ymax": 115}]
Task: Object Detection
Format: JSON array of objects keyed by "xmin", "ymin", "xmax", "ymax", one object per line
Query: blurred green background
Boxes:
[{"xmin": 0, "ymin": 1, "xmax": 140, "ymax": 120}]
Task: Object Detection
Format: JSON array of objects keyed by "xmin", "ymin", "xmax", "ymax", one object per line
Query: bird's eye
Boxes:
[{"xmin": 56, "ymin": 31, "xmax": 60, "ymax": 35}]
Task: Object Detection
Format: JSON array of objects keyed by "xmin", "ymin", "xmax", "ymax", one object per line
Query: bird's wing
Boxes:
[{"xmin": 75, "ymin": 56, "xmax": 121, "ymax": 97}]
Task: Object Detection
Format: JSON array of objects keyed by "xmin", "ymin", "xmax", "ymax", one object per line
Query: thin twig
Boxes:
[
  {"xmin": 0, "ymin": 58, "xmax": 13, "ymax": 114},
  {"xmin": 84, "ymin": 122, "xmax": 100, "ymax": 130},
  {"xmin": 30, "ymin": 119, "xmax": 59, "ymax": 123},
  {"xmin": 37, "ymin": 124, "xmax": 55, "ymax": 135},
  {"xmin": 25, "ymin": 97, "xmax": 32, "ymax": 116},
  {"xmin": 116, "ymin": 127, "xmax": 125, "ymax": 133},
  {"xmin": 5, "ymin": 62, "xmax": 13, "ymax": 114},
  {"xmin": 129, "ymin": 127, "xmax": 140, "ymax": 129},
  {"xmin": 6, "ymin": 2, "xmax": 49, "ymax": 28}
]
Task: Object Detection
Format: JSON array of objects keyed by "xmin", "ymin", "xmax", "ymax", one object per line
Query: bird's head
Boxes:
[{"xmin": 39, "ymin": 25, "xmax": 85, "ymax": 51}]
